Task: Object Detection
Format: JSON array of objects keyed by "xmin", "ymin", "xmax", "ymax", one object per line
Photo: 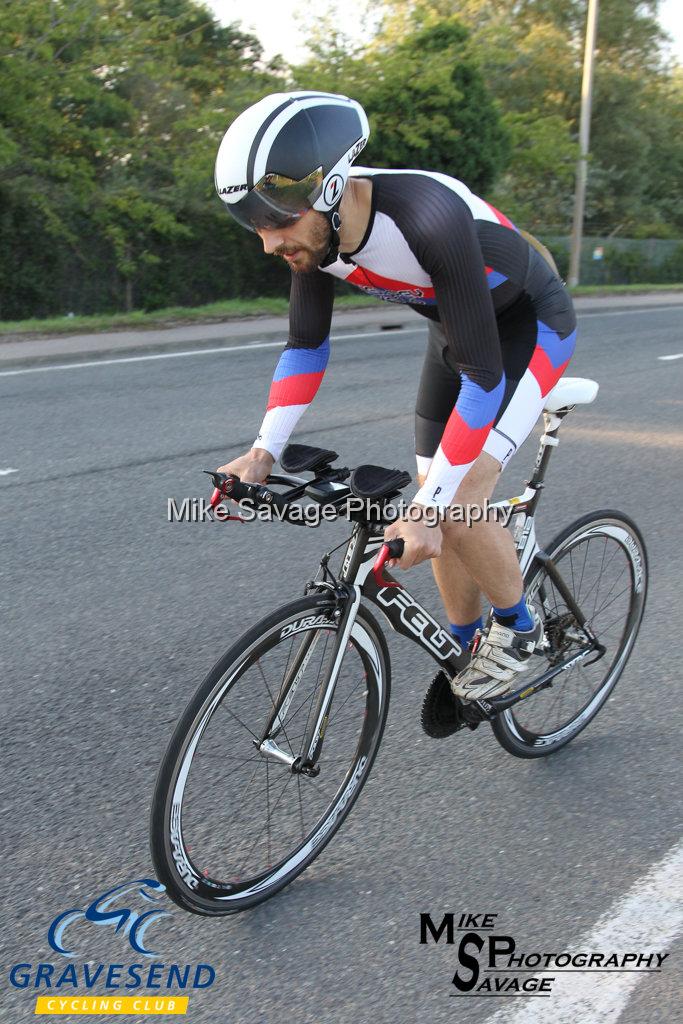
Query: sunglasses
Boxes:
[{"xmin": 225, "ymin": 167, "xmax": 324, "ymax": 232}]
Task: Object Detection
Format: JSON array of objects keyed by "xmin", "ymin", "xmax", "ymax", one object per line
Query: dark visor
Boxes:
[{"xmin": 226, "ymin": 167, "xmax": 324, "ymax": 232}]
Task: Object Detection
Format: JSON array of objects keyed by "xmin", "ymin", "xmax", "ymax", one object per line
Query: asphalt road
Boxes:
[{"xmin": 1, "ymin": 303, "xmax": 682, "ymax": 1023}]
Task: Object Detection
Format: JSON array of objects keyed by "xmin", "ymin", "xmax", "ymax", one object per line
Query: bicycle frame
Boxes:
[{"xmin": 259, "ymin": 409, "xmax": 605, "ymax": 769}]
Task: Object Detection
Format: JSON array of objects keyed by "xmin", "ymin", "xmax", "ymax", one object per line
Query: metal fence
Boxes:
[{"xmin": 541, "ymin": 235, "xmax": 683, "ymax": 286}]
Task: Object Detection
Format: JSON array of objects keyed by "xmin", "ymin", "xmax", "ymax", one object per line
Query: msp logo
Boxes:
[
  {"xmin": 420, "ymin": 911, "xmax": 671, "ymax": 999},
  {"xmin": 48, "ymin": 879, "xmax": 170, "ymax": 958}
]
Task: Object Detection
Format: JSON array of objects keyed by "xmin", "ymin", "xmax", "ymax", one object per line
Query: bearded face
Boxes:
[{"xmin": 257, "ymin": 210, "xmax": 332, "ymax": 273}]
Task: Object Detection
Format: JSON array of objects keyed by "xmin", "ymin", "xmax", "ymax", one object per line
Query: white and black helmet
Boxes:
[{"xmin": 214, "ymin": 91, "xmax": 369, "ymax": 250}]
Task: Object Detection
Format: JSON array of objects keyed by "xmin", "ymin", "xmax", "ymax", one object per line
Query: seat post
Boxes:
[{"xmin": 526, "ymin": 409, "xmax": 569, "ymax": 506}]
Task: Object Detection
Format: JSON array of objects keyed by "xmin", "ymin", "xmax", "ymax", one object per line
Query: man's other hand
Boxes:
[
  {"xmin": 383, "ymin": 507, "xmax": 442, "ymax": 570},
  {"xmin": 217, "ymin": 448, "xmax": 275, "ymax": 485}
]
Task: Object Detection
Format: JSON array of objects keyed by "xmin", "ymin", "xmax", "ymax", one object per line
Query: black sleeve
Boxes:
[
  {"xmin": 377, "ymin": 175, "xmax": 503, "ymax": 392},
  {"xmin": 288, "ymin": 269, "xmax": 335, "ymax": 348}
]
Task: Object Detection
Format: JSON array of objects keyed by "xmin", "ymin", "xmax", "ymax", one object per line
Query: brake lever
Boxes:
[
  {"xmin": 372, "ymin": 539, "xmax": 405, "ymax": 589},
  {"xmin": 204, "ymin": 470, "xmax": 230, "ymax": 501},
  {"xmin": 203, "ymin": 470, "xmax": 245, "ymax": 521}
]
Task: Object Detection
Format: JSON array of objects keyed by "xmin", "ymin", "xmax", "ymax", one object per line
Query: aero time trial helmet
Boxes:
[{"xmin": 214, "ymin": 92, "xmax": 369, "ymax": 241}]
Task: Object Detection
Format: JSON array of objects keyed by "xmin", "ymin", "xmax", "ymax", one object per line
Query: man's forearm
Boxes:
[{"xmin": 255, "ymin": 337, "xmax": 330, "ymax": 460}]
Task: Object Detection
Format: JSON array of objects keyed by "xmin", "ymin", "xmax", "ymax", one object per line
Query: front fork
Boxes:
[
  {"xmin": 255, "ymin": 583, "xmax": 362, "ymax": 776},
  {"xmin": 299, "ymin": 585, "xmax": 362, "ymax": 772},
  {"xmin": 254, "ymin": 524, "xmax": 407, "ymax": 774}
]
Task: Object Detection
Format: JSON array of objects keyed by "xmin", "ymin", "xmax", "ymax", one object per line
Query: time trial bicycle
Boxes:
[{"xmin": 150, "ymin": 376, "xmax": 647, "ymax": 915}]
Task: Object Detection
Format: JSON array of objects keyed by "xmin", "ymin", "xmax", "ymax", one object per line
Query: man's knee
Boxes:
[
  {"xmin": 444, "ymin": 454, "xmax": 503, "ymax": 544},
  {"xmin": 460, "ymin": 452, "xmax": 503, "ymax": 500},
  {"xmin": 416, "ymin": 452, "xmax": 501, "ymax": 496},
  {"xmin": 416, "ymin": 452, "xmax": 503, "ymax": 548}
]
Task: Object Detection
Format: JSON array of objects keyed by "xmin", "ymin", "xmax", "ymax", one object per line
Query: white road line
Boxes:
[
  {"xmin": 578, "ymin": 305, "xmax": 683, "ymax": 318},
  {"xmin": 484, "ymin": 839, "xmax": 683, "ymax": 1024},
  {"xmin": 0, "ymin": 304, "xmax": 681, "ymax": 379},
  {"xmin": 0, "ymin": 467, "xmax": 18, "ymax": 476},
  {"xmin": 0, "ymin": 329, "xmax": 410, "ymax": 378},
  {"xmin": 658, "ymin": 352, "xmax": 683, "ymax": 361}
]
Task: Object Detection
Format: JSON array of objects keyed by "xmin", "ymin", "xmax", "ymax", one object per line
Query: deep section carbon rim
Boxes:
[
  {"xmin": 493, "ymin": 512, "xmax": 647, "ymax": 754},
  {"xmin": 151, "ymin": 598, "xmax": 388, "ymax": 913}
]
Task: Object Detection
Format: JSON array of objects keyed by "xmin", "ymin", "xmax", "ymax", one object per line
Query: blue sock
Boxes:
[
  {"xmin": 450, "ymin": 617, "xmax": 483, "ymax": 647},
  {"xmin": 493, "ymin": 596, "xmax": 533, "ymax": 631}
]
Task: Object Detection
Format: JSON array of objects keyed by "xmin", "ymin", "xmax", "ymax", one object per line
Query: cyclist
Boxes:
[{"xmin": 214, "ymin": 91, "xmax": 577, "ymax": 702}]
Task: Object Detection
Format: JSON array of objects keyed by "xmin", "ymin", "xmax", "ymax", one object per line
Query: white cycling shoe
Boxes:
[{"xmin": 450, "ymin": 612, "xmax": 544, "ymax": 702}]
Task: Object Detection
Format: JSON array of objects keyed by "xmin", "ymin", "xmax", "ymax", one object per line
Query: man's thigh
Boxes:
[
  {"xmin": 414, "ymin": 319, "xmax": 461, "ymax": 477},
  {"xmin": 415, "ymin": 303, "xmax": 577, "ymax": 477},
  {"xmin": 484, "ymin": 300, "xmax": 577, "ymax": 469}
]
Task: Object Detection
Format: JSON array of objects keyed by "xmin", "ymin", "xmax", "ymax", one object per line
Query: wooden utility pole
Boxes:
[{"xmin": 568, "ymin": 0, "xmax": 599, "ymax": 287}]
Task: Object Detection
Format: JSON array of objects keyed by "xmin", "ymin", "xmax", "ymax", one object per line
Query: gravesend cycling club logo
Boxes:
[
  {"xmin": 7, "ymin": 878, "xmax": 216, "ymax": 1016},
  {"xmin": 420, "ymin": 911, "xmax": 670, "ymax": 999}
]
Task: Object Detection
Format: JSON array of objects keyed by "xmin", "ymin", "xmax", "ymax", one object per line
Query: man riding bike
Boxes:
[{"xmin": 214, "ymin": 91, "xmax": 577, "ymax": 703}]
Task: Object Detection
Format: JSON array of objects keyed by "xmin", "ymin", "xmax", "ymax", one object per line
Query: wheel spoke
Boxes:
[
  {"xmin": 327, "ymin": 678, "xmax": 366, "ymax": 725},
  {"xmin": 590, "ymin": 580, "xmax": 631, "ymax": 622},
  {"xmin": 256, "ymin": 657, "xmax": 296, "ymax": 757},
  {"xmin": 593, "ymin": 612, "xmax": 630, "ymax": 637},
  {"xmin": 219, "ymin": 704, "xmax": 261, "ymax": 743},
  {"xmin": 234, "ymin": 773, "xmax": 294, "ymax": 876},
  {"xmin": 576, "ymin": 536, "xmax": 591, "ymax": 603}
]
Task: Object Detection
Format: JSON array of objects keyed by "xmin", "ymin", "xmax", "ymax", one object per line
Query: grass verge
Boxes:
[
  {"xmin": 0, "ymin": 294, "xmax": 380, "ymax": 338},
  {"xmin": 1, "ymin": 283, "xmax": 681, "ymax": 339}
]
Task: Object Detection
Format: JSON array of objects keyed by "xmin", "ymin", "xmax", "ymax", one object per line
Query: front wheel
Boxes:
[
  {"xmin": 492, "ymin": 510, "xmax": 647, "ymax": 758},
  {"xmin": 150, "ymin": 595, "xmax": 390, "ymax": 915}
]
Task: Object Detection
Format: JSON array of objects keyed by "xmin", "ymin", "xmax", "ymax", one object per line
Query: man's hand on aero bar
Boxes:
[
  {"xmin": 384, "ymin": 507, "xmax": 442, "ymax": 570},
  {"xmin": 217, "ymin": 448, "xmax": 275, "ymax": 485}
]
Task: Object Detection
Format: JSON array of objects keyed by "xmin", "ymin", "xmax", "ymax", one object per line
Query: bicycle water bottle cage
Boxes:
[
  {"xmin": 280, "ymin": 443, "xmax": 338, "ymax": 474},
  {"xmin": 350, "ymin": 464, "xmax": 412, "ymax": 500}
]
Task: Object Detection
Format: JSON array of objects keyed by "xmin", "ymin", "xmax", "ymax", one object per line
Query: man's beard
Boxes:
[{"xmin": 275, "ymin": 216, "xmax": 331, "ymax": 273}]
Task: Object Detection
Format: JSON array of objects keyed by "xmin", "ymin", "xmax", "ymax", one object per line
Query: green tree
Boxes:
[
  {"xmin": 0, "ymin": 0, "xmax": 281, "ymax": 318},
  {"xmin": 293, "ymin": 12, "xmax": 509, "ymax": 193},
  {"xmin": 368, "ymin": 0, "xmax": 682, "ymax": 235}
]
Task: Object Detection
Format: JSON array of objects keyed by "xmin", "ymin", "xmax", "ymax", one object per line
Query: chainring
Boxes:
[{"xmin": 421, "ymin": 670, "xmax": 484, "ymax": 738}]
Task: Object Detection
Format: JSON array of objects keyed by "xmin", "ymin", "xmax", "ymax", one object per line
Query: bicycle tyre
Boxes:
[
  {"xmin": 491, "ymin": 510, "xmax": 647, "ymax": 758},
  {"xmin": 150, "ymin": 594, "xmax": 390, "ymax": 915}
]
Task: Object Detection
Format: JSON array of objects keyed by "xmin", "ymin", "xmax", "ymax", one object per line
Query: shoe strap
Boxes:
[{"xmin": 482, "ymin": 621, "xmax": 538, "ymax": 657}]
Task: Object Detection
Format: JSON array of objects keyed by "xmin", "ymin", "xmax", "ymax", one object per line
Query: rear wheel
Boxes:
[
  {"xmin": 150, "ymin": 595, "xmax": 390, "ymax": 914},
  {"xmin": 492, "ymin": 511, "xmax": 647, "ymax": 758}
]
